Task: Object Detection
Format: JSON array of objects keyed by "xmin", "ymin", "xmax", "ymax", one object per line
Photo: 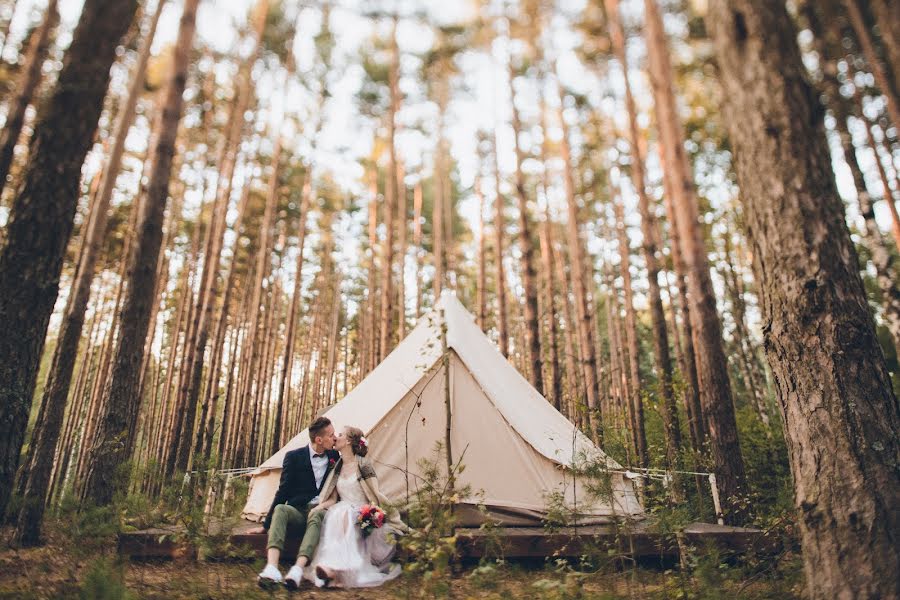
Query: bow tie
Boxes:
[{"xmin": 312, "ymin": 453, "xmax": 326, "ymax": 459}]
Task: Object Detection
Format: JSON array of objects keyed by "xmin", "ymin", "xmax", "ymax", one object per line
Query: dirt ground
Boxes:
[{"xmin": 0, "ymin": 526, "xmax": 801, "ymax": 599}]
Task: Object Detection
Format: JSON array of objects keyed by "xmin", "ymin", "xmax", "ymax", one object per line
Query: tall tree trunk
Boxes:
[
  {"xmin": 0, "ymin": 0, "xmax": 19, "ymax": 59},
  {"xmin": 366, "ymin": 170, "xmax": 379, "ymax": 371},
  {"xmin": 507, "ymin": 55, "xmax": 544, "ymax": 395},
  {"xmin": 556, "ymin": 84, "xmax": 602, "ymax": 439},
  {"xmin": 476, "ymin": 177, "xmax": 487, "ymax": 331},
  {"xmin": 858, "ymin": 99, "xmax": 900, "ymax": 253},
  {"xmin": 613, "ymin": 196, "xmax": 649, "ymax": 468},
  {"xmin": 722, "ymin": 228, "xmax": 771, "ymax": 431},
  {"xmin": 644, "ymin": 0, "xmax": 746, "ymax": 520},
  {"xmin": 555, "ymin": 235, "xmax": 583, "ymax": 425},
  {"xmin": 433, "ymin": 138, "xmax": 445, "ymax": 300},
  {"xmin": 83, "ymin": 0, "xmax": 198, "ymax": 507},
  {"xmin": 538, "ymin": 204, "xmax": 562, "ymax": 414},
  {"xmin": 0, "ymin": 0, "xmax": 58, "ymax": 199},
  {"xmin": 379, "ymin": 20, "xmax": 399, "ymax": 360},
  {"xmin": 491, "ymin": 128, "xmax": 509, "ymax": 356},
  {"xmin": 605, "ymin": 0, "xmax": 681, "ymax": 475},
  {"xmin": 230, "ymin": 143, "xmax": 281, "ymax": 470},
  {"xmin": 274, "ymin": 176, "xmax": 311, "ymax": 450},
  {"xmin": 833, "ymin": 112, "xmax": 900, "ymax": 355},
  {"xmin": 13, "ymin": 0, "xmax": 164, "ymax": 543},
  {"xmin": 708, "ymin": 2, "xmax": 900, "ymax": 596},
  {"xmin": 843, "ymin": 0, "xmax": 900, "ymax": 131},
  {"xmin": 869, "ymin": 0, "xmax": 900, "ymax": 97},
  {"xmin": 0, "ymin": 0, "xmax": 139, "ymax": 518},
  {"xmin": 177, "ymin": 0, "xmax": 267, "ymax": 475},
  {"xmin": 413, "ymin": 181, "xmax": 423, "ymax": 318},
  {"xmin": 397, "ymin": 163, "xmax": 407, "ymax": 340}
]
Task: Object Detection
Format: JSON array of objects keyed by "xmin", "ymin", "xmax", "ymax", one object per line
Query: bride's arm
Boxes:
[{"xmin": 310, "ymin": 488, "xmax": 337, "ymax": 514}]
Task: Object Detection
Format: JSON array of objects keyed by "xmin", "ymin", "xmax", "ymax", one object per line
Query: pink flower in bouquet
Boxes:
[{"xmin": 357, "ymin": 504, "xmax": 386, "ymax": 537}]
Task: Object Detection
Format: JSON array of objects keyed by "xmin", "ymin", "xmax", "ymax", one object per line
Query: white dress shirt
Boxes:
[{"xmin": 308, "ymin": 446, "xmax": 328, "ymax": 505}]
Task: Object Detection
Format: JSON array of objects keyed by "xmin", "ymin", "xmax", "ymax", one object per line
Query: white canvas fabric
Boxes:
[{"xmin": 242, "ymin": 292, "xmax": 643, "ymax": 525}]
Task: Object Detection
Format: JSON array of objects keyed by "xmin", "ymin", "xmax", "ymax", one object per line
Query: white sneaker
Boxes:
[
  {"xmin": 284, "ymin": 564, "xmax": 304, "ymax": 590},
  {"xmin": 257, "ymin": 563, "xmax": 283, "ymax": 589}
]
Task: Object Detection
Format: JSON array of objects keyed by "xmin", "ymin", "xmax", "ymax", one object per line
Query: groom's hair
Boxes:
[{"xmin": 309, "ymin": 416, "xmax": 332, "ymax": 441}]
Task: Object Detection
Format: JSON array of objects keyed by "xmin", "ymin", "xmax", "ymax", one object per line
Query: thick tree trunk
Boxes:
[
  {"xmin": 0, "ymin": 0, "xmax": 58, "ymax": 199},
  {"xmin": 13, "ymin": 0, "xmax": 164, "ymax": 544},
  {"xmin": 644, "ymin": 0, "xmax": 746, "ymax": 521},
  {"xmin": 708, "ymin": 2, "xmax": 900, "ymax": 596},
  {"xmin": 83, "ymin": 0, "xmax": 198, "ymax": 507},
  {"xmin": 0, "ymin": 0, "xmax": 138, "ymax": 518}
]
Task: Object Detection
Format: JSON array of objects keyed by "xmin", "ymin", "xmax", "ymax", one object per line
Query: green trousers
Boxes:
[{"xmin": 266, "ymin": 503, "xmax": 325, "ymax": 560}]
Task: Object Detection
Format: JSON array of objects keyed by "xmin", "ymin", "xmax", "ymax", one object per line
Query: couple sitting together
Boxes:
[{"xmin": 251, "ymin": 417, "xmax": 406, "ymax": 590}]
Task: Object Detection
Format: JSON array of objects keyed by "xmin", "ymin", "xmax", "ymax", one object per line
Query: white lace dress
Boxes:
[{"xmin": 304, "ymin": 471, "xmax": 402, "ymax": 588}]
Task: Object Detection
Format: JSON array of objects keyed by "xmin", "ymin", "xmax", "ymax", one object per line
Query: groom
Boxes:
[{"xmin": 253, "ymin": 416, "xmax": 339, "ymax": 590}]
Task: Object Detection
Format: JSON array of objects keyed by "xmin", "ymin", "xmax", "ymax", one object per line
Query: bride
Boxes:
[{"xmin": 303, "ymin": 426, "xmax": 406, "ymax": 588}]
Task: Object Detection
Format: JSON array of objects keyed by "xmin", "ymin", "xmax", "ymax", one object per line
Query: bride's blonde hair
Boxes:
[{"xmin": 346, "ymin": 426, "xmax": 368, "ymax": 457}]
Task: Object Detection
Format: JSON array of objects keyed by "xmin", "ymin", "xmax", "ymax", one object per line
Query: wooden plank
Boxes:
[{"xmin": 118, "ymin": 520, "xmax": 772, "ymax": 561}]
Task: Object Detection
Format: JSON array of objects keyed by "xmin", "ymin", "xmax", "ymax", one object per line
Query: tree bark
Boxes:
[
  {"xmin": 0, "ymin": 0, "xmax": 58, "ymax": 199},
  {"xmin": 708, "ymin": 2, "xmax": 900, "ymax": 596},
  {"xmin": 0, "ymin": 0, "xmax": 138, "ymax": 518},
  {"xmin": 83, "ymin": 0, "xmax": 198, "ymax": 506},
  {"xmin": 13, "ymin": 0, "xmax": 164, "ymax": 544},
  {"xmin": 644, "ymin": 0, "xmax": 747, "ymax": 520}
]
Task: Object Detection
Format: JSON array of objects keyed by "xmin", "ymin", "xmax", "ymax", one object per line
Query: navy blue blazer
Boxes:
[{"xmin": 263, "ymin": 445, "xmax": 339, "ymax": 531}]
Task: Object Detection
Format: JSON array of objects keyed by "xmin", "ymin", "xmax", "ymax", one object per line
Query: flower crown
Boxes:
[{"xmin": 358, "ymin": 436, "xmax": 368, "ymax": 448}]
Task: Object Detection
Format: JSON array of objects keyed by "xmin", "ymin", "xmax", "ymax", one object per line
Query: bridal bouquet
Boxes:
[{"xmin": 357, "ymin": 504, "xmax": 386, "ymax": 537}]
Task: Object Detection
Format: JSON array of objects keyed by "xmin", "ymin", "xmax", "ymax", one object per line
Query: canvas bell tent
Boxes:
[{"xmin": 242, "ymin": 292, "xmax": 643, "ymax": 526}]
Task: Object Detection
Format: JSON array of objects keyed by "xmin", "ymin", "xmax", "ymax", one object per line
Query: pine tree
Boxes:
[
  {"xmin": 83, "ymin": 0, "xmax": 200, "ymax": 506},
  {"xmin": 0, "ymin": 0, "xmax": 139, "ymax": 519},
  {"xmin": 708, "ymin": 1, "xmax": 900, "ymax": 595}
]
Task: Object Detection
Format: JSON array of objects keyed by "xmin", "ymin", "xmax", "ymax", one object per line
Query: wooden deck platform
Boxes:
[{"xmin": 118, "ymin": 519, "xmax": 774, "ymax": 562}]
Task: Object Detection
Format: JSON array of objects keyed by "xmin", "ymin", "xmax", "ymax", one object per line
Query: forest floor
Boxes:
[{"xmin": 0, "ymin": 526, "xmax": 803, "ymax": 599}]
